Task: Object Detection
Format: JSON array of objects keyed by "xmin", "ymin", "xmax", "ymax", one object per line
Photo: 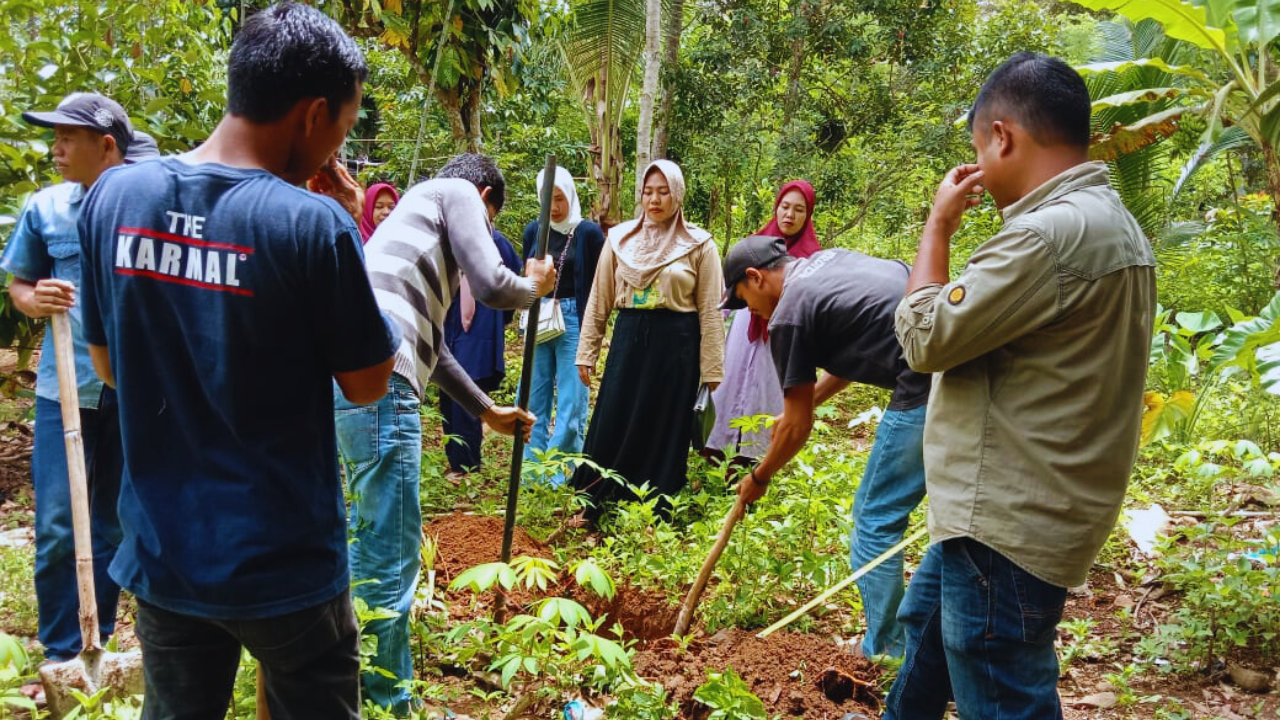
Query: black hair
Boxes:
[
  {"xmin": 435, "ymin": 153, "xmax": 506, "ymax": 213},
  {"xmin": 227, "ymin": 2, "xmax": 368, "ymax": 123},
  {"xmin": 967, "ymin": 52, "xmax": 1091, "ymax": 149}
]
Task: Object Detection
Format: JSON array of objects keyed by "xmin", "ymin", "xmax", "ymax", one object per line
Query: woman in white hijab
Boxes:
[
  {"xmin": 520, "ymin": 165, "xmax": 606, "ymax": 484},
  {"xmin": 571, "ymin": 160, "xmax": 725, "ymax": 520}
]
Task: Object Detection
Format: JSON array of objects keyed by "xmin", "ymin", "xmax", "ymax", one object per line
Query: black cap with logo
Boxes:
[
  {"xmin": 721, "ymin": 235, "xmax": 789, "ymax": 310},
  {"xmin": 125, "ymin": 130, "xmax": 160, "ymax": 164},
  {"xmin": 23, "ymin": 92, "xmax": 133, "ymax": 156}
]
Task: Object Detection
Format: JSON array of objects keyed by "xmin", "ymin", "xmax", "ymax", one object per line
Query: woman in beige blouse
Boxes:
[{"xmin": 570, "ymin": 159, "xmax": 725, "ymax": 520}]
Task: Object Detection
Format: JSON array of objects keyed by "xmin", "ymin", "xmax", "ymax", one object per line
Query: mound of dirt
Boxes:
[
  {"xmin": 426, "ymin": 513, "xmax": 685, "ymax": 644},
  {"xmin": 575, "ymin": 583, "xmax": 681, "ymax": 643},
  {"xmin": 633, "ymin": 629, "xmax": 882, "ymax": 719},
  {"xmin": 424, "ymin": 512, "xmax": 550, "ymax": 582}
]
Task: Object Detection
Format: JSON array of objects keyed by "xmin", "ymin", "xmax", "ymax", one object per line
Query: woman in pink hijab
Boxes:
[
  {"xmin": 359, "ymin": 182, "xmax": 400, "ymax": 242},
  {"xmin": 707, "ymin": 180, "xmax": 820, "ymax": 460}
]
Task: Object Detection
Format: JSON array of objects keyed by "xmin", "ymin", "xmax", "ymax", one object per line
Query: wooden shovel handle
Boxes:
[
  {"xmin": 674, "ymin": 494, "xmax": 747, "ymax": 636},
  {"xmin": 50, "ymin": 312, "xmax": 100, "ymax": 653}
]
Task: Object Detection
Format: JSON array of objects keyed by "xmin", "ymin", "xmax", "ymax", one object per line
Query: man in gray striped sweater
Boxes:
[{"xmin": 334, "ymin": 153, "xmax": 554, "ymax": 713}]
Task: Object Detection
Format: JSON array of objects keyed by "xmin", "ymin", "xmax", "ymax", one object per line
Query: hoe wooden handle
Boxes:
[
  {"xmin": 674, "ymin": 494, "xmax": 747, "ymax": 636},
  {"xmin": 51, "ymin": 312, "xmax": 100, "ymax": 654}
]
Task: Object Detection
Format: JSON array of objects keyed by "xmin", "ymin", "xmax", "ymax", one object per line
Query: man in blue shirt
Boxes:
[
  {"xmin": 1, "ymin": 91, "xmax": 141, "ymax": 675},
  {"xmin": 77, "ymin": 4, "xmax": 395, "ymax": 718}
]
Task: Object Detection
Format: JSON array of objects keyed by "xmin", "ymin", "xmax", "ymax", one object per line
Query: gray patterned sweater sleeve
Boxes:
[
  {"xmin": 365, "ymin": 178, "xmax": 534, "ymax": 399},
  {"xmin": 441, "ymin": 182, "xmax": 537, "ymax": 310}
]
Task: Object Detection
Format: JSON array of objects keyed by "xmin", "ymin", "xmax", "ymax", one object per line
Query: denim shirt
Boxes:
[{"xmin": 0, "ymin": 182, "xmax": 104, "ymax": 408}]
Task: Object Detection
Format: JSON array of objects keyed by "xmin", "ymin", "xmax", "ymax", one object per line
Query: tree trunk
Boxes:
[
  {"xmin": 461, "ymin": 82, "xmax": 484, "ymax": 153},
  {"xmin": 585, "ymin": 72, "xmax": 622, "ymax": 223},
  {"xmin": 653, "ymin": 0, "xmax": 684, "ymax": 160},
  {"xmin": 437, "ymin": 86, "xmax": 468, "ymax": 152},
  {"xmin": 782, "ymin": 9, "xmax": 808, "ymax": 127},
  {"xmin": 1266, "ymin": 145, "xmax": 1280, "ymax": 287},
  {"xmin": 723, "ymin": 184, "xmax": 733, "ymax": 241},
  {"xmin": 435, "ymin": 84, "xmax": 483, "ymax": 153},
  {"xmin": 634, "ymin": 0, "xmax": 662, "ymax": 201}
]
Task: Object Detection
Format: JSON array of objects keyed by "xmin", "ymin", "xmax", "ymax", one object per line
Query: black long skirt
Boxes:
[{"xmin": 570, "ymin": 309, "xmax": 700, "ymax": 517}]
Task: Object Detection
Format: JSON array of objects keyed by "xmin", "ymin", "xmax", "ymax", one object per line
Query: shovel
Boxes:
[
  {"xmin": 494, "ymin": 153, "xmax": 556, "ymax": 622},
  {"xmin": 38, "ymin": 312, "xmax": 143, "ymax": 717},
  {"xmin": 673, "ymin": 494, "xmax": 747, "ymax": 636}
]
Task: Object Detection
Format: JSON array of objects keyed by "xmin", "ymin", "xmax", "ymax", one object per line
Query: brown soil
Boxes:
[
  {"xmin": 634, "ymin": 629, "xmax": 882, "ymax": 719},
  {"xmin": 1057, "ymin": 566, "xmax": 1280, "ymax": 720},
  {"xmin": 572, "ymin": 582, "xmax": 681, "ymax": 642},
  {"xmin": 426, "ymin": 511, "xmax": 682, "ymax": 644},
  {"xmin": 424, "ymin": 512, "xmax": 550, "ymax": 583}
]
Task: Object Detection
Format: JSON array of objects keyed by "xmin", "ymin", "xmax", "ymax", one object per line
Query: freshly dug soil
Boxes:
[
  {"xmin": 633, "ymin": 629, "xmax": 883, "ymax": 719},
  {"xmin": 574, "ymin": 582, "xmax": 680, "ymax": 643},
  {"xmin": 424, "ymin": 513, "xmax": 881, "ymax": 717},
  {"xmin": 427, "ymin": 512, "xmax": 680, "ymax": 642},
  {"xmin": 424, "ymin": 512, "xmax": 549, "ymax": 583}
]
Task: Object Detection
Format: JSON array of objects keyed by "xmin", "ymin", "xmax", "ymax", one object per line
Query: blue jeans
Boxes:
[
  {"xmin": 523, "ymin": 297, "xmax": 588, "ymax": 485},
  {"xmin": 884, "ymin": 538, "xmax": 1068, "ymax": 720},
  {"xmin": 334, "ymin": 375, "xmax": 422, "ymax": 715},
  {"xmin": 32, "ymin": 392, "xmax": 123, "ymax": 662},
  {"xmin": 135, "ymin": 592, "xmax": 359, "ymax": 720},
  {"xmin": 850, "ymin": 404, "xmax": 926, "ymax": 657}
]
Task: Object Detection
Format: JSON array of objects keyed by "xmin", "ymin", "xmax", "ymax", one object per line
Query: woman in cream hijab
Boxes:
[{"xmin": 572, "ymin": 160, "xmax": 725, "ymax": 520}]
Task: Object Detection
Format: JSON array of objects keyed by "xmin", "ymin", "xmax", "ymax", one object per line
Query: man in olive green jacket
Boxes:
[{"xmin": 885, "ymin": 53, "xmax": 1156, "ymax": 720}]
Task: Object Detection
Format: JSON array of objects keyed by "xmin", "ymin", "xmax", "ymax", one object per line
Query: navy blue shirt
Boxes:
[
  {"xmin": 444, "ymin": 230, "xmax": 521, "ymax": 383},
  {"xmin": 78, "ymin": 157, "xmax": 395, "ymax": 619}
]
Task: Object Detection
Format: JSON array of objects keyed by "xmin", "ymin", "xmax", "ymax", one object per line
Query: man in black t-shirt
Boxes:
[{"xmin": 723, "ymin": 235, "xmax": 929, "ymax": 659}]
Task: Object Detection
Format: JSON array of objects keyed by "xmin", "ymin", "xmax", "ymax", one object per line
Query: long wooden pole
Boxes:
[
  {"xmin": 50, "ymin": 312, "xmax": 100, "ymax": 654},
  {"xmin": 495, "ymin": 154, "xmax": 556, "ymax": 618},
  {"xmin": 756, "ymin": 525, "xmax": 927, "ymax": 639},
  {"xmin": 673, "ymin": 494, "xmax": 747, "ymax": 636}
]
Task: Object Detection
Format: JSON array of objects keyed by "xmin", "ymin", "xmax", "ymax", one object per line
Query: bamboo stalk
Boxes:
[
  {"xmin": 50, "ymin": 312, "xmax": 100, "ymax": 654},
  {"xmin": 757, "ymin": 525, "xmax": 927, "ymax": 639}
]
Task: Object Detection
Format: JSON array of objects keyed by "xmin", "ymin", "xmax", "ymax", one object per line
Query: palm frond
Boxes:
[
  {"xmin": 1094, "ymin": 19, "xmax": 1135, "ymax": 62},
  {"xmin": 1086, "ymin": 18, "xmax": 1186, "ymax": 238},
  {"xmin": 560, "ymin": 0, "xmax": 646, "ymax": 116},
  {"xmin": 1173, "ymin": 125, "xmax": 1253, "ymax": 198}
]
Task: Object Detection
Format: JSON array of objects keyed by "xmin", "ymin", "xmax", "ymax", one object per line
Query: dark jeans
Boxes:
[
  {"xmin": 135, "ymin": 591, "xmax": 360, "ymax": 720},
  {"xmin": 883, "ymin": 538, "xmax": 1067, "ymax": 720},
  {"xmin": 32, "ymin": 392, "xmax": 123, "ymax": 661},
  {"xmin": 440, "ymin": 373, "xmax": 502, "ymax": 474}
]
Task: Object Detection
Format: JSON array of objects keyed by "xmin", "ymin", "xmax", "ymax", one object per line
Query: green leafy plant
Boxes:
[
  {"xmin": 1059, "ymin": 618, "xmax": 1120, "ymax": 668},
  {"xmin": 1148, "ymin": 521, "xmax": 1280, "ymax": 671},
  {"xmin": 1144, "ymin": 292, "xmax": 1280, "ymax": 445},
  {"xmin": 1072, "ymin": 0, "xmax": 1280, "ymax": 259},
  {"xmin": 443, "ymin": 556, "xmax": 636, "ymax": 710},
  {"xmin": 691, "ymin": 668, "xmax": 767, "ymax": 720}
]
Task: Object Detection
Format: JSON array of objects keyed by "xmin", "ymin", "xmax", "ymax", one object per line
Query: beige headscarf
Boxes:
[{"xmin": 610, "ymin": 159, "xmax": 713, "ymax": 289}]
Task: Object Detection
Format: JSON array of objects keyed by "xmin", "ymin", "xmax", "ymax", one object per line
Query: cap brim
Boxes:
[
  {"xmin": 21, "ymin": 110, "xmax": 91, "ymax": 129},
  {"xmin": 720, "ymin": 286, "xmax": 747, "ymax": 310}
]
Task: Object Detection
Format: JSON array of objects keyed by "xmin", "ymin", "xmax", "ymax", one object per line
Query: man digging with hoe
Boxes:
[{"xmin": 722, "ymin": 234, "xmax": 931, "ymax": 660}]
